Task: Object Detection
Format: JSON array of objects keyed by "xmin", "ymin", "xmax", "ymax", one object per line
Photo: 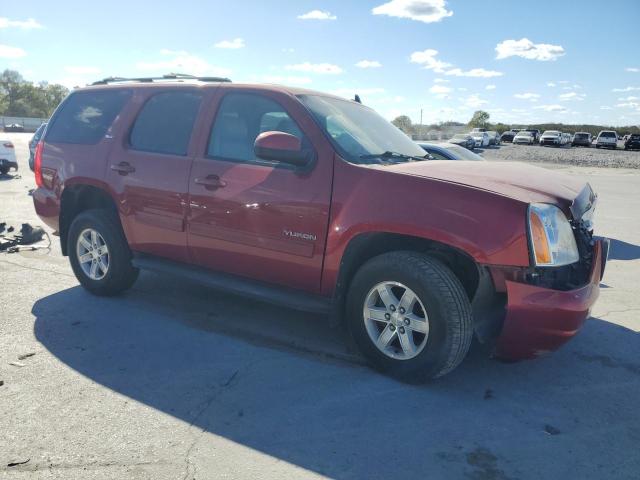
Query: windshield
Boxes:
[
  {"xmin": 575, "ymin": 133, "xmax": 589, "ymax": 138},
  {"xmin": 542, "ymin": 130, "xmax": 560, "ymax": 136},
  {"xmin": 470, "ymin": 132, "xmax": 485, "ymax": 137},
  {"xmin": 298, "ymin": 94, "xmax": 426, "ymax": 164},
  {"xmin": 516, "ymin": 132, "xmax": 532, "ymax": 136},
  {"xmin": 599, "ymin": 131, "xmax": 616, "ymax": 138},
  {"xmin": 444, "ymin": 144, "xmax": 484, "ymax": 161},
  {"xmin": 452, "ymin": 134, "xmax": 468, "ymax": 139}
]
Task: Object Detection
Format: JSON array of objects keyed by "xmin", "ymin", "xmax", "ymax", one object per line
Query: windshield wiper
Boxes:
[{"xmin": 359, "ymin": 151, "xmax": 428, "ymax": 163}]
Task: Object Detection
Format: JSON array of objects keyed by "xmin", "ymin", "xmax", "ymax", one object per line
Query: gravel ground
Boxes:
[{"xmin": 481, "ymin": 143, "xmax": 640, "ymax": 168}]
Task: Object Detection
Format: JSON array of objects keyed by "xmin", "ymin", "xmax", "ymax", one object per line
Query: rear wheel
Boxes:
[
  {"xmin": 68, "ymin": 209, "xmax": 138, "ymax": 296},
  {"xmin": 0, "ymin": 166, "xmax": 8, "ymax": 175},
  {"xmin": 346, "ymin": 251, "xmax": 473, "ymax": 382}
]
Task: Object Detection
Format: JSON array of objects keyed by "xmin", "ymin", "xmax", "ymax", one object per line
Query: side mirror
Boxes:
[{"xmin": 254, "ymin": 131, "xmax": 310, "ymax": 166}]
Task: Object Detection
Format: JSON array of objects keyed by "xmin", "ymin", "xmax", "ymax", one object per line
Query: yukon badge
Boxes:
[{"xmin": 283, "ymin": 229, "xmax": 317, "ymax": 241}]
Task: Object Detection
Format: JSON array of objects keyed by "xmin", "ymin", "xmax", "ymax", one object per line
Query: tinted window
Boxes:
[
  {"xmin": 599, "ymin": 132, "xmax": 616, "ymax": 138},
  {"xmin": 208, "ymin": 93, "xmax": 303, "ymax": 163},
  {"xmin": 130, "ymin": 91, "xmax": 202, "ymax": 156},
  {"xmin": 46, "ymin": 90, "xmax": 130, "ymax": 144}
]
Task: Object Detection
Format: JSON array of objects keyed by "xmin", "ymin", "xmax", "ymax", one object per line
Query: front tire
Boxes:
[
  {"xmin": 346, "ymin": 252, "xmax": 473, "ymax": 382},
  {"xmin": 68, "ymin": 209, "xmax": 138, "ymax": 296}
]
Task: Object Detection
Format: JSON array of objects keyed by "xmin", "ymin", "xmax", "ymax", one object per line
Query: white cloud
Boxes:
[
  {"xmin": 0, "ymin": 17, "xmax": 42, "ymax": 29},
  {"xmin": 64, "ymin": 66, "xmax": 101, "ymax": 75},
  {"xmin": 0, "ymin": 44, "xmax": 26, "ymax": 58},
  {"xmin": 297, "ymin": 10, "xmax": 337, "ymax": 20},
  {"xmin": 559, "ymin": 92, "xmax": 586, "ymax": 101},
  {"xmin": 462, "ymin": 94, "xmax": 488, "ymax": 108},
  {"xmin": 600, "ymin": 106, "xmax": 613, "ymax": 110},
  {"xmin": 137, "ymin": 50, "xmax": 231, "ymax": 77},
  {"xmin": 612, "ymin": 86, "xmax": 640, "ymax": 92},
  {"xmin": 546, "ymin": 82, "xmax": 556, "ymax": 87},
  {"xmin": 514, "ymin": 92, "xmax": 540, "ymax": 101},
  {"xmin": 457, "ymin": 87, "xmax": 467, "ymax": 91},
  {"xmin": 626, "ymin": 67, "xmax": 639, "ymax": 73},
  {"xmin": 533, "ymin": 104, "xmax": 567, "ymax": 112},
  {"xmin": 429, "ymin": 84, "xmax": 451, "ymax": 94},
  {"xmin": 485, "ymin": 84, "xmax": 496, "ymax": 90},
  {"xmin": 410, "ymin": 49, "xmax": 502, "ymax": 77},
  {"xmin": 618, "ymin": 96, "xmax": 640, "ymax": 101},
  {"xmin": 496, "ymin": 38, "xmax": 565, "ymax": 61},
  {"xmin": 434, "ymin": 78, "xmax": 449, "ymax": 83},
  {"xmin": 355, "ymin": 60, "xmax": 382, "ymax": 68},
  {"xmin": 372, "ymin": 0, "xmax": 453, "ymax": 23},
  {"xmin": 285, "ymin": 62, "xmax": 342, "ymax": 74},
  {"xmin": 214, "ymin": 38, "xmax": 245, "ymax": 49},
  {"xmin": 262, "ymin": 75, "xmax": 312, "ymax": 85}
]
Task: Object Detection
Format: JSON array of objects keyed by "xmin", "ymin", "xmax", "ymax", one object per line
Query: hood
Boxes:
[{"xmin": 381, "ymin": 160, "xmax": 588, "ymax": 208}]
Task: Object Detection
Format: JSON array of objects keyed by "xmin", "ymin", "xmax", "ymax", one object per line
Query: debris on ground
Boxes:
[
  {"xmin": 17, "ymin": 352, "xmax": 36, "ymax": 360},
  {"xmin": 544, "ymin": 424, "xmax": 561, "ymax": 435},
  {"xmin": 0, "ymin": 380, "xmax": 4, "ymax": 387},
  {"xmin": 7, "ymin": 458, "xmax": 30, "ymax": 467},
  {"xmin": 9, "ymin": 361, "xmax": 26, "ymax": 368},
  {"xmin": 0, "ymin": 222, "xmax": 50, "ymax": 253}
]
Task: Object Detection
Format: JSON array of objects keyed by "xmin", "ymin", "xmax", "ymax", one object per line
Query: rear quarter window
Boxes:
[{"xmin": 46, "ymin": 89, "xmax": 131, "ymax": 144}]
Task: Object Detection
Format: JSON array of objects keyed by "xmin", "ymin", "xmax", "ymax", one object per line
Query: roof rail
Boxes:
[{"xmin": 91, "ymin": 73, "xmax": 231, "ymax": 85}]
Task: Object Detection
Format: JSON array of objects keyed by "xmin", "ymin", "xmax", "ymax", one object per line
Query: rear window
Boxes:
[
  {"xmin": 600, "ymin": 131, "xmax": 616, "ymax": 138},
  {"xmin": 130, "ymin": 91, "xmax": 202, "ymax": 156},
  {"xmin": 630, "ymin": 134, "xmax": 640, "ymax": 140},
  {"xmin": 46, "ymin": 90, "xmax": 131, "ymax": 144}
]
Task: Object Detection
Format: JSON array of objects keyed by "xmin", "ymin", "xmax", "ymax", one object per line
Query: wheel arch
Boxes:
[
  {"xmin": 330, "ymin": 232, "xmax": 481, "ymax": 324},
  {"xmin": 59, "ymin": 183, "xmax": 119, "ymax": 256}
]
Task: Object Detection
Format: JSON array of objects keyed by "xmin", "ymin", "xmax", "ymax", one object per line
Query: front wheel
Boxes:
[
  {"xmin": 346, "ymin": 252, "xmax": 473, "ymax": 382},
  {"xmin": 68, "ymin": 209, "xmax": 139, "ymax": 296}
]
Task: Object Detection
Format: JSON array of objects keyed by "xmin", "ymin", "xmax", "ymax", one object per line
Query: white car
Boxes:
[
  {"xmin": 513, "ymin": 131, "xmax": 535, "ymax": 145},
  {"xmin": 540, "ymin": 130, "xmax": 564, "ymax": 147},
  {"xmin": 0, "ymin": 140, "xmax": 17, "ymax": 175},
  {"xmin": 596, "ymin": 130, "xmax": 618, "ymax": 149},
  {"xmin": 470, "ymin": 131, "xmax": 490, "ymax": 147}
]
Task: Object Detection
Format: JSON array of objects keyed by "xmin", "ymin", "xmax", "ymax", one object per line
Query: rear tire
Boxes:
[
  {"xmin": 346, "ymin": 251, "xmax": 473, "ymax": 382},
  {"xmin": 68, "ymin": 209, "xmax": 138, "ymax": 296},
  {"xmin": 0, "ymin": 166, "xmax": 8, "ymax": 175}
]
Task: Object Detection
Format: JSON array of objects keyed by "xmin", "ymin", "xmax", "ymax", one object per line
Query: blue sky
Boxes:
[{"xmin": 1, "ymin": 0, "xmax": 639, "ymax": 126}]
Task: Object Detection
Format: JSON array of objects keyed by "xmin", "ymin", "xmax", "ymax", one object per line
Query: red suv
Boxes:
[{"xmin": 33, "ymin": 76, "xmax": 609, "ymax": 381}]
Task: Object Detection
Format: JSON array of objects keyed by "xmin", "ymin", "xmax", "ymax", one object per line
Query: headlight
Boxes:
[{"xmin": 528, "ymin": 203, "xmax": 579, "ymax": 266}]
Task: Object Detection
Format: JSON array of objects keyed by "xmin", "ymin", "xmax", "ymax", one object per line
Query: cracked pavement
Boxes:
[{"xmin": 1, "ymin": 133, "xmax": 639, "ymax": 479}]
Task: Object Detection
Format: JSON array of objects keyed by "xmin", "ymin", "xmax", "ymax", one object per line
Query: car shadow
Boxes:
[
  {"xmin": 608, "ymin": 238, "xmax": 640, "ymax": 261},
  {"xmin": 31, "ymin": 273, "xmax": 640, "ymax": 478},
  {"xmin": 0, "ymin": 172, "xmax": 20, "ymax": 181}
]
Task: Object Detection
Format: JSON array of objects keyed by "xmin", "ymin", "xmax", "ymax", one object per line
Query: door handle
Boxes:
[
  {"xmin": 194, "ymin": 174, "xmax": 227, "ymax": 190},
  {"xmin": 110, "ymin": 162, "xmax": 136, "ymax": 175}
]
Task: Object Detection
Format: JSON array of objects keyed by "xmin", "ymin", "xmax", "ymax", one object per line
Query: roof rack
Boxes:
[{"xmin": 91, "ymin": 73, "xmax": 231, "ymax": 85}]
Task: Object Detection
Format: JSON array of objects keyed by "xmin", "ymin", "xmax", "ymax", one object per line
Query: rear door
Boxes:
[
  {"xmin": 186, "ymin": 89, "xmax": 334, "ymax": 293},
  {"xmin": 105, "ymin": 88, "xmax": 205, "ymax": 263}
]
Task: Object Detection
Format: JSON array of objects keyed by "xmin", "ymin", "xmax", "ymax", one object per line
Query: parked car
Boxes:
[
  {"xmin": 0, "ymin": 140, "xmax": 18, "ymax": 174},
  {"xmin": 513, "ymin": 131, "xmax": 535, "ymax": 145},
  {"xmin": 470, "ymin": 131, "xmax": 490, "ymax": 148},
  {"xmin": 524, "ymin": 129, "xmax": 541, "ymax": 143},
  {"xmin": 540, "ymin": 130, "xmax": 563, "ymax": 146},
  {"xmin": 596, "ymin": 130, "xmax": 618, "ymax": 149},
  {"xmin": 486, "ymin": 131, "xmax": 501, "ymax": 146},
  {"xmin": 32, "ymin": 78, "xmax": 609, "ymax": 381},
  {"xmin": 3, "ymin": 123, "xmax": 25, "ymax": 132},
  {"xmin": 624, "ymin": 133, "xmax": 640, "ymax": 150},
  {"xmin": 471, "ymin": 128, "xmax": 487, "ymax": 132},
  {"xmin": 417, "ymin": 142, "xmax": 484, "ymax": 160},
  {"xmin": 500, "ymin": 130, "xmax": 517, "ymax": 143},
  {"xmin": 448, "ymin": 133, "xmax": 475, "ymax": 150},
  {"xmin": 29, "ymin": 122, "xmax": 48, "ymax": 171},
  {"xmin": 572, "ymin": 132, "xmax": 592, "ymax": 147}
]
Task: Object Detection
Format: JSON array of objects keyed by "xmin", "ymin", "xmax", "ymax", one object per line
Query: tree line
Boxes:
[
  {"xmin": 393, "ymin": 110, "xmax": 640, "ymax": 138},
  {"xmin": 0, "ymin": 69, "xmax": 69, "ymax": 118}
]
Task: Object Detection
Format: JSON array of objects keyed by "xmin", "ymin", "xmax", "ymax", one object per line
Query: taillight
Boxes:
[
  {"xmin": 3, "ymin": 142, "xmax": 14, "ymax": 148},
  {"xmin": 34, "ymin": 141, "xmax": 44, "ymax": 187}
]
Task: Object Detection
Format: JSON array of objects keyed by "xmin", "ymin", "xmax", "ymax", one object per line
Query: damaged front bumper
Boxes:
[{"xmin": 494, "ymin": 238, "xmax": 608, "ymax": 360}]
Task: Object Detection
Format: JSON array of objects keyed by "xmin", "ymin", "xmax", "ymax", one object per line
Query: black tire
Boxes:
[
  {"xmin": 67, "ymin": 209, "xmax": 138, "ymax": 296},
  {"xmin": 346, "ymin": 251, "xmax": 473, "ymax": 382},
  {"xmin": 0, "ymin": 166, "xmax": 8, "ymax": 175}
]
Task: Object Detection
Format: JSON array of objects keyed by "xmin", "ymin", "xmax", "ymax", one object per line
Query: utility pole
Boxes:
[{"xmin": 420, "ymin": 109, "xmax": 423, "ymax": 126}]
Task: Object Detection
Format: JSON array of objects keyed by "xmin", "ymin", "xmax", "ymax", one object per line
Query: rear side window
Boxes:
[
  {"xmin": 130, "ymin": 91, "xmax": 202, "ymax": 156},
  {"xmin": 46, "ymin": 90, "xmax": 131, "ymax": 144}
]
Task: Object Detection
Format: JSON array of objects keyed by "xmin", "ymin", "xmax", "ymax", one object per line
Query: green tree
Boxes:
[
  {"xmin": 0, "ymin": 69, "xmax": 69, "ymax": 118},
  {"xmin": 468, "ymin": 110, "xmax": 491, "ymax": 129},
  {"xmin": 392, "ymin": 115, "xmax": 414, "ymax": 135},
  {"xmin": 0, "ymin": 70, "xmax": 25, "ymax": 115}
]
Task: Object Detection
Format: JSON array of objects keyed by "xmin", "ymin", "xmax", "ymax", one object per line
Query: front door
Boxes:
[{"xmin": 187, "ymin": 89, "xmax": 334, "ymax": 293}]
